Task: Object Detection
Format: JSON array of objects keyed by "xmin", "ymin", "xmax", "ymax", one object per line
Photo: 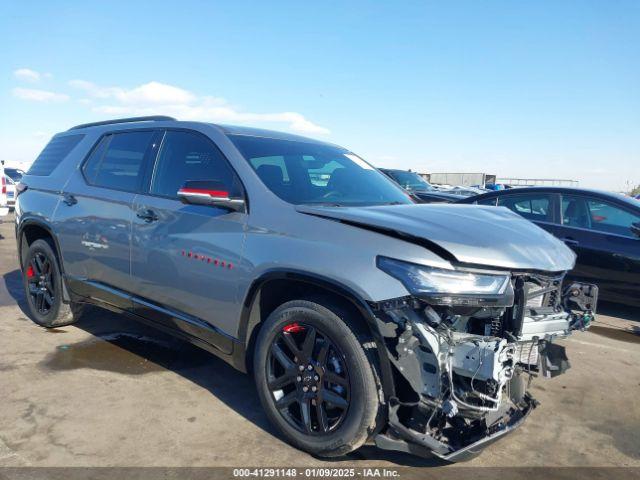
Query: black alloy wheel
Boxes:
[
  {"xmin": 254, "ymin": 300, "xmax": 381, "ymax": 457},
  {"xmin": 266, "ymin": 322, "xmax": 351, "ymax": 435},
  {"xmin": 26, "ymin": 251, "xmax": 55, "ymax": 315},
  {"xmin": 23, "ymin": 238, "xmax": 84, "ymax": 328}
]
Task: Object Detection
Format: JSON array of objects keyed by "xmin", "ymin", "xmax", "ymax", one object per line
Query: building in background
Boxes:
[
  {"xmin": 420, "ymin": 172, "xmax": 578, "ymax": 188},
  {"xmin": 496, "ymin": 177, "xmax": 578, "ymax": 187},
  {"xmin": 422, "ymin": 172, "xmax": 496, "ymax": 187}
]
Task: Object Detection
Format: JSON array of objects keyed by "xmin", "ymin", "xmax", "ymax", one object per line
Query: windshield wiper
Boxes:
[{"xmin": 300, "ymin": 202, "xmax": 345, "ymax": 207}]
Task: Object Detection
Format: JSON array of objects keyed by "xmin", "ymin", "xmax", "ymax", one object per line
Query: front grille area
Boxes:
[{"xmin": 521, "ymin": 274, "xmax": 564, "ymax": 311}]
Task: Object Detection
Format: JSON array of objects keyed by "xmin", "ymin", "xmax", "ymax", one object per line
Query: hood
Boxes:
[
  {"xmin": 296, "ymin": 203, "xmax": 576, "ymax": 272},
  {"xmin": 413, "ymin": 191, "xmax": 462, "ymax": 202}
]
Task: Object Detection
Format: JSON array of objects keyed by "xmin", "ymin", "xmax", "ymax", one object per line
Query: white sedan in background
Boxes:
[
  {"xmin": 4, "ymin": 175, "xmax": 15, "ymax": 209},
  {"xmin": 0, "ymin": 170, "xmax": 8, "ymax": 218}
]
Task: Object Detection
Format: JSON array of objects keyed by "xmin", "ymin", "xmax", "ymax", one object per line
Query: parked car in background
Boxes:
[
  {"xmin": 484, "ymin": 183, "xmax": 507, "ymax": 191},
  {"xmin": 458, "ymin": 187, "xmax": 640, "ymax": 306},
  {"xmin": 4, "ymin": 167, "xmax": 26, "ymax": 183},
  {"xmin": 379, "ymin": 168, "xmax": 460, "ymax": 203},
  {"xmin": 16, "ymin": 116, "xmax": 596, "ymax": 462},
  {"xmin": 4, "ymin": 175, "xmax": 15, "ymax": 209},
  {"xmin": 442, "ymin": 185, "xmax": 489, "ymax": 196},
  {"xmin": 0, "ymin": 165, "xmax": 8, "ymax": 218}
]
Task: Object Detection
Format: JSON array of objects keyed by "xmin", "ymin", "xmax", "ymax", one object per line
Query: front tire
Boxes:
[
  {"xmin": 23, "ymin": 239, "xmax": 84, "ymax": 328},
  {"xmin": 254, "ymin": 300, "xmax": 380, "ymax": 457}
]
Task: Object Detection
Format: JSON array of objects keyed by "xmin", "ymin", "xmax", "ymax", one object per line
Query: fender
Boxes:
[
  {"xmin": 17, "ymin": 217, "xmax": 72, "ymax": 303},
  {"xmin": 233, "ymin": 269, "xmax": 396, "ymax": 400}
]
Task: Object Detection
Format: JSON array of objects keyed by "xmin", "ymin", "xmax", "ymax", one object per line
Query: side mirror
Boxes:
[
  {"xmin": 631, "ymin": 222, "xmax": 640, "ymax": 239},
  {"xmin": 177, "ymin": 180, "xmax": 245, "ymax": 213}
]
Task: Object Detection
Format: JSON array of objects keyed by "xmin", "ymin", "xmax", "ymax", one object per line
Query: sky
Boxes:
[{"xmin": 1, "ymin": 1, "xmax": 638, "ymax": 191}]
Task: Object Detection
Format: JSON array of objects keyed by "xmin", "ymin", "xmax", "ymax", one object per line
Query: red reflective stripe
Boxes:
[{"xmin": 178, "ymin": 188, "xmax": 229, "ymax": 197}]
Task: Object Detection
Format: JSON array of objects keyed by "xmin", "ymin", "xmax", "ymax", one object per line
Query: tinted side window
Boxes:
[
  {"xmin": 150, "ymin": 131, "xmax": 239, "ymax": 198},
  {"xmin": 561, "ymin": 195, "xmax": 590, "ymax": 228},
  {"xmin": 498, "ymin": 194, "xmax": 552, "ymax": 221},
  {"xmin": 82, "ymin": 136, "xmax": 109, "ymax": 184},
  {"xmin": 587, "ymin": 200, "xmax": 640, "ymax": 237},
  {"xmin": 83, "ymin": 131, "xmax": 154, "ymax": 192},
  {"xmin": 28, "ymin": 134, "xmax": 85, "ymax": 176},
  {"xmin": 563, "ymin": 195, "xmax": 640, "ymax": 237}
]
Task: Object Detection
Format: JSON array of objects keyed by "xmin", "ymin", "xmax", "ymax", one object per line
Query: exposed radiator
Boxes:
[{"xmin": 514, "ymin": 342, "xmax": 539, "ymax": 366}]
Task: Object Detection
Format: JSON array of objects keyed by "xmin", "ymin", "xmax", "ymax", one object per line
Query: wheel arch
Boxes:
[
  {"xmin": 17, "ymin": 218, "xmax": 71, "ymax": 302},
  {"xmin": 234, "ymin": 270, "xmax": 396, "ymax": 400}
]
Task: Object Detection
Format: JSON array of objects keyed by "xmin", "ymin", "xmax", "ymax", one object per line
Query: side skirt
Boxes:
[{"xmin": 65, "ymin": 275, "xmax": 245, "ymax": 371}]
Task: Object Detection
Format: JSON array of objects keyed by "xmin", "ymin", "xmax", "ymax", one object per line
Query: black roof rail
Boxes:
[{"xmin": 68, "ymin": 116, "xmax": 177, "ymax": 131}]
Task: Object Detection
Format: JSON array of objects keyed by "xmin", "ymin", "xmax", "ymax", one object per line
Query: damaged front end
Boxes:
[{"xmin": 372, "ymin": 257, "xmax": 597, "ymax": 462}]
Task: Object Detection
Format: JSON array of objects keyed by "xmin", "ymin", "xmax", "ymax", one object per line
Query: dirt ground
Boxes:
[{"xmin": 0, "ymin": 214, "xmax": 638, "ymax": 470}]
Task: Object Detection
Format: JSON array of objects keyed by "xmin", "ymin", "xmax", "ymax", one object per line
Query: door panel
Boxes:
[
  {"xmin": 130, "ymin": 129, "xmax": 248, "ymax": 341},
  {"xmin": 131, "ymin": 197, "xmax": 246, "ymax": 346},
  {"xmin": 54, "ymin": 172, "xmax": 137, "ymax": 303},
  {"xmin": 53, "ymin": 130, "xmax": 159, "ymax": 307}
]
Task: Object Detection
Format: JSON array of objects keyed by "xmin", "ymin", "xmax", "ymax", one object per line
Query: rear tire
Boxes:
[
  {"xmin": 23, "ymin": 239, "xmax": 84, "ymax": 328},
  {"xmin": 254, "ymin": 300, "xmax": 380, "ymax": 457}
]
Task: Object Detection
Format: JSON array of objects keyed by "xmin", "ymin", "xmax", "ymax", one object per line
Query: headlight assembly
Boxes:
[{"xmin": 377, "ymin": 257, "xmax": 514, "ymax": 307}]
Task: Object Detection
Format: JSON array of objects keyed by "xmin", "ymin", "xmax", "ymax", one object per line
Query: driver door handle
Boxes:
[
  {"xmin": 562, "ymin": 237, "xmax": 580, "ymax": 247},
  {"xmin": 136, "ymin": 208, "xmax": 158, "ymax": 223},
  {"xmin": 62, "ymin": 193, "xmax": 77, "ymax": 206}
]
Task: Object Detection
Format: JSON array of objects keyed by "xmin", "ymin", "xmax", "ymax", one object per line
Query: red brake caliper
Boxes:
[
  {"xmin": 26, "ymin": 265, "xmax": 35, "ymax": 278},
  {"xmin": 283, "ymin": 323, "xmax": 305, "ymax": 333}
]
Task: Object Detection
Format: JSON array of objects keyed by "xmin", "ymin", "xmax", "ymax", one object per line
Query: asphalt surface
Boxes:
[{"xmin": 0, "ymin": 214, "xmax": 638, "ymax": 469}]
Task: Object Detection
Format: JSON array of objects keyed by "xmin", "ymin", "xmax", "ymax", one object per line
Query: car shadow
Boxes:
[
  {"xmin": 597, "ymin": 301, "xmax": 639, "ymax": 322},
  {"xmin": 2, "ymin": 268, "xmax": 274, "ymax": 433},
  {"xmin": 62, "ymin": 307, "xmax": 279, "ymax": 432},
  {"xmin": 2, "ymin": 268, "xmax": 445, "ymax": 467},
  {"xmin": 341, "ymin": 446, "xmax": 448, "ymax": 467},
  {"xmin": 2, "ymin": 268, "xmax": 28, "ymax": 311}
]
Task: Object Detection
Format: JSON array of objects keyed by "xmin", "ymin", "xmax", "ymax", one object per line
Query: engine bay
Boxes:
[{"xmin": 371, "ymin": 273, "xmax": 598, "ymax": 461}]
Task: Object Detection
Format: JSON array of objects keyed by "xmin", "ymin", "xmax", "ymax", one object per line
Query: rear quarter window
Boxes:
[
  {"xmin": 27, "ymin": 134, "xmax": 85, "ymax": 176},
  {"xmin": 82, "ymin": 131, "xmax": 155, "ymax": 193},
  {"xmin": 497, "ymin": 194, "xmax": 552, "ymax": 221}
]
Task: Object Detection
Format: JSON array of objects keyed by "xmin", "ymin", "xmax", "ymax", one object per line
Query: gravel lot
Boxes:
[{"xmin": 0, "ymin": 213, "xmax": 638, "ymax": 470}]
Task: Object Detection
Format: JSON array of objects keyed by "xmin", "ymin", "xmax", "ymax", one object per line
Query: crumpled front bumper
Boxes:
[
  {"xmin": 375, "ymin": 394, "xmax": 537, "ymax": 462},
  {"xmin": 368, "ymin": 278, "xmax": 597, "ymax": 462}
]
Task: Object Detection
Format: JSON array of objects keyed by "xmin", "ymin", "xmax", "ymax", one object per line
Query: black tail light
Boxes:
[{"xmin": 16, "ymin": 182, "xmax": 28, "ymax": 197}]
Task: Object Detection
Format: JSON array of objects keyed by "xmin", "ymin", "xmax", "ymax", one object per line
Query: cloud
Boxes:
[
  {"xmin": 13, "ymin": 68, "xmax": 52, "ymax": 82},
  {"xmin": 12, "ymin": 87, "xmax": 69, "ymax": 102},
  {"xmin": 69, "ymin": 80, "xmax": 196, "ymax": 105},
  {"xmin": 14, "ymin": 68, "xmax": 42, "ymax": 82},
  {"xmin": 69, "ymin": 79, "xmax": 329, "ymax": 135}
]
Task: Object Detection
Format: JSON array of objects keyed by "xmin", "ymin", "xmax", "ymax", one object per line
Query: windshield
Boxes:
[
  {"xmin": 230, "ymin": 135, "xmax": 412, "ymax": 206},
  {"xmin": 387, "ymin": 170, "xmax": 434, "ymax": 192}
]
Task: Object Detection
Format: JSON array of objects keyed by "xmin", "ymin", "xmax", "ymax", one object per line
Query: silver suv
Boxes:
[{"xmin": 15, "ymin": 116, "xmax": 597, "ymax": 462}]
